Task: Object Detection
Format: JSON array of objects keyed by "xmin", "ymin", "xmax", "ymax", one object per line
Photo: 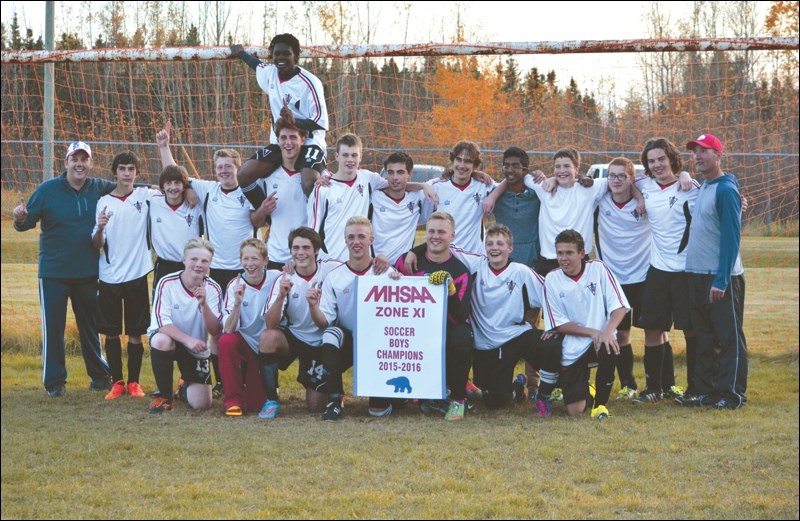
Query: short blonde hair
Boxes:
[
  {"xmin": 183, "ymin": 237, "xmax": 215, "ymax": 258},
  {"xmin": 486, "ymin": 223, "xmax": 513, "ymax": 244},
  {"xmin": 214, "ymin": 148, "xmax": 242, "ymax": 169},
  {"xmin": 345, "ymin": 215, "xmax": 371, "ymax": 229},
  {"xmin": 427, "ymin": 211, "xmax": 455, "ymax": 231},
  {"xmin": 240, "ymin": 238, "xmax": 267, "ymax": 259}
]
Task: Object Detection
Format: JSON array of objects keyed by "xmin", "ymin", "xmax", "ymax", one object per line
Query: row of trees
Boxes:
[{"xmin": 1, "ymin": 2, "xmax": 798, "ymax": 223}]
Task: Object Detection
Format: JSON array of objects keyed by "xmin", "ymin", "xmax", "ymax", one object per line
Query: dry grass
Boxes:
[{"xmin": 2, "ymin": 214, "xmax": 798, "ymax": 519}]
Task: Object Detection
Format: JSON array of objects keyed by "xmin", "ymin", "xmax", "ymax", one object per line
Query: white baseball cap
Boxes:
[{"xmin": 65, "ymin": 141, "xmax": 92, "ymax": 159}]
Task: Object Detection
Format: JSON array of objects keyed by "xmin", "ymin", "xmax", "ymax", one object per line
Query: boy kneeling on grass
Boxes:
[{"xmin": 147, "ymin": 238, "xmax": 223, "ymax": 413}]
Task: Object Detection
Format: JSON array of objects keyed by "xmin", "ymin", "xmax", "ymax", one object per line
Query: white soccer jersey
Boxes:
[
  {"xmin": 190, "ymin": 179, "xmax": 259, "ymax": 270},
  {"xmin": 319, "ymin": 263, "xmax": 395, "ymax": 332},
  {"xmin": 543, "ymin": 260, "xmax": 630, "ymax": 366},
  {"xmin": 93, "ymin": 187, "xmax": 153, "ymax": 284},
  {"xmin": 524, "ymin": 177, "xmax": 607, "ymax": 259},
  {"xmin": 223, "ymin": 269, "xmax": 282, "ymax": 353},
  {"xmin": 431, "ymin": 178, "xmax": 495, "ymax": 254},
  {"xmin": 265, "ymin": 260, "xmax": 343, "ymax": 346},
  {"xmin": 254, "ymin": 63, "xmax": 328, "ymax": 153},
  {"xmin": 470, "ymin": 261, "xmax": 548, "ymax": 350},
  {"xmin": 371, "ymin": 189, "xmax": 430, "ymax": 265},
  {"xmin": 636, "ymin": 177, "xmax": 699, "ymax": 272},
  {"xmin": 307, "ymin": 170, "xmax": 387, "ymax": 261},
  {"xmin": 149, "ymin": 192, "xmax": 202, "ymax": 262},
  {"xmin": 149, "ymin": 272, "xmax": 223, "ymax": 359},
  {"xmin": 258, "ymin": 166, "xmax": 308, "ymax": 264},
  {"xmin": 595, "ymin": 193, "xmax": 651, "ymax": 284}
]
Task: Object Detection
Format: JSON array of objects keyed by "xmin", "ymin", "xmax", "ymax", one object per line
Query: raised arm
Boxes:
[{"xmin": 156, "ymin": 124, "xmax": 177, "ymax": 168}]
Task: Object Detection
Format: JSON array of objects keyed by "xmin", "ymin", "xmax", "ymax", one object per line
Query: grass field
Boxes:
[{"xmin": 1, "ymin": 218, "xmax": 798, "ymax": 519}]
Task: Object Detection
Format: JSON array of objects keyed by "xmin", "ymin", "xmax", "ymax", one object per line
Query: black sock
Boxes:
[
  {"xmin": 321, "ymin": 343, "xmax": 343, "ymax": 395},
  {"xmin": 105, "ymin": 338, "xmax": 123, "ymax": 383},
  {"xmin": 241, "ymin": 182, "xmax": 267, "ymax": 209},
  {"xmin": 594, "ymin": 351, "xmax": 616, "ymax": 407},
  {"xmin": 662, "ymin": 341, "xmax": 675, "ymax": 389},
  {"xmin": 211, "ymin": 354, "xmax": 222, "ymax": 386},
  {"xmin": 127, "ymin": 342, "xmax": 144, "ymax": 383},
  {"xmin": 685, "ymin": 335, "xmax": 697, "ymax": 392},
  {"xmin": 643, "ymin": 344, "xmax": 664, "ymax": 392},
  {"xmin": 150, "ymin": 348, "xmax": 175, "ymax": 400},
  {"xmin": 616, "ymin": 344, "xmax": 637, "ymax": 389},
  {"xmin": 258, "ymin": 352, "xmax": 279, "ymax": 401}
]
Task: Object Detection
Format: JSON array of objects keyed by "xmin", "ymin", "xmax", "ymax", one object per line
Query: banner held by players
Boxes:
[{"xmin": 354, "ymin": 276, "xmax": 447, "ymax": 399}]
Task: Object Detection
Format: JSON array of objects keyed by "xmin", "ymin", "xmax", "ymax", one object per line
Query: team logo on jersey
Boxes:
[
  {"xmin": 173, "ymin": 304, "xmax": 180, "ymax": 309},
  {"xmin": 238, "ymin": 195, "xmax": 247, "ymax": 207},
  {"xmin": 283, "ymin": 94, "xmax": 292, "ymax": 106},
  {"xmin": 444, "ymin": 200, "xmax": 451, "ymax": 206},
  {"xmin": 134, "ymin": 201, "xmax": 143, "ymax": 213},
  {"xmin": 272, "ymin": 183, "xmax": 279, "ymax": 190},
  {"xmin": 291, "ymin": 292, "xmax": 299, "ymax": 299},
  {"xmin": 356, "ymin": 184, "xmax": 364, "ymax": 196},
  {"xmin": 185, "ymin": 215, "xmax": 194, "ymax": 227},
  {"xmin": 156, "ymin": 217, "xmax": 163, "ymax": 223},
  {"xmin": 630, "ymin": 210, "xmax": 640, "ymax": 221},
  {"xmin": 473, "ymin": 193, "xmax": 481, "ymax": 205},
  {"xmin": 669, "ymin": 196, "xmax": 677, "ymax": 208},
  {"xmin": 406, "ymin": 202, "xmax": 415, "ymax": 213},
  {"xmin": 506, "ymin": 280, "xmax": 516, "ymax": 293},
  {"xmin": 604, "ymin": 210, "xmax": 612, "ymax": 216},
  {"xmin": 379, "ymin": 206, "xmax": 386, "ymax": 213},
  {"xmin": 242, "ymin": 301, "xmax": 249, "ymax": 307},
  {"xmin": 586, "ymin": 282, "xmax": 597, "ymax": 295}
]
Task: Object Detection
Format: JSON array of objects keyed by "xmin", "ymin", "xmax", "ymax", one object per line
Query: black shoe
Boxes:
[
  {"xmin": 632, "ymin": 388, "xmax": 663, "ymax": 404},
  {"xmin": 322, "ymin": 398, "xmax": 344, "ymax": 421},
  {"xmin": 45, "ymin": 384, "xmax": 66, "ymax": 398},
  {"xmin": 419, "ymin": 399, "xmax": 449, "ymax": 415},
  {"xmin": 712, "ymin": 398, "xmax": 744, "ymax": 410},
  {"xmin": 211, "ymin": 382, "xmax": 223, "ymax": 399},
  {"xmin": 89, "ymin": 378, "xmax": 112, "ymax": 391},
  {"xmin": 676, "ymin": 393, "xmax": 709, "ymax": 406}
]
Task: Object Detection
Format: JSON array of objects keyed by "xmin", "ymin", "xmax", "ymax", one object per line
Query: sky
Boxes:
[{"xmin": 0, "ymin": 1, "xmax": 772, "ymax": 100}]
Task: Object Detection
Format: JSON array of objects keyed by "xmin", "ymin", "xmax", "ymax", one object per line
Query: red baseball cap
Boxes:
[{"xmin": 686, "ymin": 134, "xmax": 723, "ymax": 153}]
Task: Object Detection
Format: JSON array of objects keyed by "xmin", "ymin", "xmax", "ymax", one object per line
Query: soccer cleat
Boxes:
[
  {"xmin": 444, "ymin": 400, "xmax": 465, "ymax": 421},
  {"xmin": 89, "ymin": 377, "xmax": 112, "ymax": 391},
  {"xmin": 464, "ymin": 397, "xmax": 477, "ymax": 414},
  {"xmin": 665, "ymin": 385, "xmax": 685, "ymax": 399},
  {"xmin": 212, "ymin": 382, "xmax": 224, "ymax": 399},
  {"xmin": 322, "ymin": 398, "xmax": 344, "ymax": 421},
  {"xmin": 633, "ymin": 388, "xmax": 663, "ymax": 404},
  {"xmin": 368, "ymin": 403, "xmax": 394, "ymax": 418},
  {"xmin": 173, "ymin": 379, "xmax": 188, "ymax": 402},
  {"xmin": 45, "ymin": 384, "xmax": 66, "ymax": 398},
  {"xmin": 258, "ymin": 400, "xmax": 280, "ymax": 419},
  {"xmin": 512, "ymin": 374, "xmax": 527, "ymax": 403},
  {"xmin": 712, "ymin": 398, "xmax": 743, "ymax": 410},
  {"xmin": 225, "ymin": 405, "xmax": 243, "ymax": 417},
  {"xmin": 148, "ymin": 397, "xmax": 173, "ymax": 414},
  {"xmin": 465, "ymin": 380, "xmax": 483, "ymax": 399},
  {"xmin": 127, "ymin": 382, "xmax": 146, "ymax": 398},
  {"xmin": 528, "ymin": 388, "xmax": 539, "ymax": 403},
  {"xmin": 535, "ymin": 397, "xmax": 553, "ymax": 417},
  {"xmin": 591, "ymin": 404, "xmax": 610, "ymax": 420},
  {"xmin": 550, "ymin": 388, "xmax": 563, "ymax": 401},
  {"xmin": 675, "ymin": 393, "xmax": 710, "ymax": 407},
  {"xmin": 616, "ymin": 386, "xmax": 638, "ymax": 400},
  {"xmin": 105, "ymin": 380, "xmax": 126, "ymax": 400},
  {"xmin": 419, "ymin": 399, "xmax": 449, "ymax": 415}
]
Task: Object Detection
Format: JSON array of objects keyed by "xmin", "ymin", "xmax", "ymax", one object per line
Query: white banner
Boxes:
[{"xmin": 354, "ymin": 276, "xmax": 447, "ymax": 399}]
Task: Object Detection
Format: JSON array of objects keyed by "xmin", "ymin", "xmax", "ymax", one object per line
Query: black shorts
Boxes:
[
  {"xmin": 252, "ymin": 144, "xmax": 327, "ymax": 174},
  {"xmin": 210, "ymin": 268, "xmax": 242, "ymax": 296},
  {"xmin": 174, "ymin": 345, "xmax": 212, "ymax": 385},
  {"xmin": 639, "ymin": 266, "xmax": 692, "ymax": 331},
  {"xmin": 619, "ymin": 281, "xmax": 645, "ymax": 330},
  {"xmin": 97, "ymin": 275, "xmax": 150, "ymax": 336},
  {"xmin": 558, "ymin": 348, "xmax": 598, "ymax": 406},
  {"xmin": 153, "ymin": 258, "xmax": 184, "ymax": 291},
  {"xmin": 278, "ymin": 329, "xmax": 326, "ymax": 391}
]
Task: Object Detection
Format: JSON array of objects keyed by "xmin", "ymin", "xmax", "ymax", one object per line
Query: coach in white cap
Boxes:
[{"xmin": 13, "ymin": 141, "xmax": 118, "ymax": 398}]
